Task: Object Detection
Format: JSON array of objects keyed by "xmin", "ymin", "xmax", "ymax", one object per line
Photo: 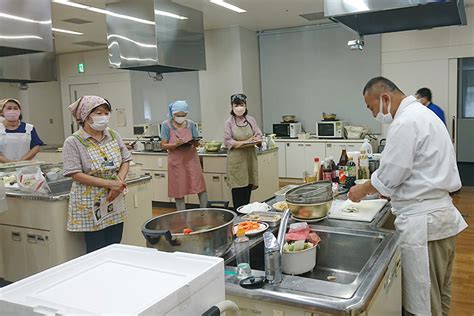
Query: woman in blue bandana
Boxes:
[{"xmin": 160, "ymin": 101, "xmax": 208, "ymax": 210}]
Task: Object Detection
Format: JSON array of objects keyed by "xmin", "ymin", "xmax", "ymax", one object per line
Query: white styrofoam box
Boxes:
[{"xmin": 0, "ymin": 244, "xmax": 224, "ymax": 315}]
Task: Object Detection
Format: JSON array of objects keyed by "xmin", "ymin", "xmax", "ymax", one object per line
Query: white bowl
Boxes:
[{"xmin": 282, "ymin": 244, "xmax": 317, "ymax": 275}]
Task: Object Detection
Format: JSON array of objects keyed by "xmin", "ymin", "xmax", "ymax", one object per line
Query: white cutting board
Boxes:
[{"xmin": 328, "ymin": 199, "xmax": 388, "ymax": 222}]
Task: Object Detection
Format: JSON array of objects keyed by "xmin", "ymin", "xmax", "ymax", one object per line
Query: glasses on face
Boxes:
[{"xmin": 231, "ymin": 94, "xmax": 247, "ymax": 103}]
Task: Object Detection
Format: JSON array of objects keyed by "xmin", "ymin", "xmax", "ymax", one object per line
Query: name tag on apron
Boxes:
[
  {"xmin": 103, "ymin": 159, "xmax": 115, "ymax": 167},
  {"xmin": 92, "ymin": 194, "xmax": 124, "ymax": 225}
]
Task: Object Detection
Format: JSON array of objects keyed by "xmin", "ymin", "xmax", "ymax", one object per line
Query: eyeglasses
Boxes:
[{"xmin": 231, "ymin": 94, "xmax": 247, "ymax": 103}]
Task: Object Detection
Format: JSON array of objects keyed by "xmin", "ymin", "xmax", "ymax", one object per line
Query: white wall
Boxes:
[
  {"xmin": 0, "ymin": 83, "xmax": 20, "ymax": 101},
  {"xmin": 199, "ymin": 26, "xmax": 263, "ymax": 141},
  {"xmin": 0, "ymin": 82, "xmax": 64, "ymax": 145},
  {"xmin": 199, "ymin": 26, "xmax": 243, "ymax": 141},
  {"xmin": 240, "ymin": 27, "xmax": 263, "ymax": 128},
  {"xmin": 26, "ymin": 82, "xmax": 65, "ymax": 144},
  {"xmin": 259, "ymin": 25, "xmax": 382, "ymax": 134},
  {"xmin": 58, "ymin": 50, "xmax": 134, "ymax": 139},
  {"xmin": 130, "ymin": 71, "xmax": 201, "ymax": 125},
  {"xmin": 381, "ymin": 5, "xmax": 474, "ymax": 138}
]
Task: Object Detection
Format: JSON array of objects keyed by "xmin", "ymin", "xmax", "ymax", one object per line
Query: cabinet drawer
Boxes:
[
  {"xmin": 202, "ymin": 156, "xmax": 227, "ymax": 173},
  {"xmin": 132, "ymin": 154, "xmax": 167, "ymax": 171}
]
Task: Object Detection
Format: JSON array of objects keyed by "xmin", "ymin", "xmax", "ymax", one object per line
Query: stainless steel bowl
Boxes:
[
  {"xmin": 286, "ymin": 200, "xmax": 332, "ymax": 219},
  {"xmin": 142, "ymin": 208, "xmax": 237, "ymax": 257}
]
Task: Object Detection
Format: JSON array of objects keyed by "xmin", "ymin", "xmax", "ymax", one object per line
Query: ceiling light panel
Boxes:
[{"xmin": 209, "ymin": 0, "xmax": 246, "ymax": 13}]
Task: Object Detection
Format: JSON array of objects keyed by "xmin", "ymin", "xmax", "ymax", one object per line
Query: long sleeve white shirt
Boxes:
[
  {"xmin": 371, "ymin": 95, "xmax": 461, "ymax": 201},
  {"xmin": 371, "ymin": 96, "xmax": 466, "ymax": 241}
]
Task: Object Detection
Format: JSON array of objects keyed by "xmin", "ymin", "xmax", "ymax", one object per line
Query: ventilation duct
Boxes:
[
  {"xmin": 106, "ymin": 0, "xmax": 206, "ymax": 74},
  {"xmin": 325, "ymin": 0, "xmax": 467, "ymax": 36}
]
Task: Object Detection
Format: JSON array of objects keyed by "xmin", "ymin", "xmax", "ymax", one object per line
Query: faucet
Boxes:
[{"xmin": 264, "ymin": 209, "xmax": 291, "ymax": 284}]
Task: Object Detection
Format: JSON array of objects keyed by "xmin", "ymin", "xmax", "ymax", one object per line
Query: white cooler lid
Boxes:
[{"xmin": 0, "ymin": 244, "xmax": 223, "ymax": 315}]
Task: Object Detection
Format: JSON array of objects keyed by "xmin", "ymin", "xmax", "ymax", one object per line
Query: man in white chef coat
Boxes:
[{"xmin": 348, "ymin": 77, "xmax": 467, "ymax": 316}]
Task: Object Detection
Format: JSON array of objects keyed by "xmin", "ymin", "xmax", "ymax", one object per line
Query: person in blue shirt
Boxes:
[
  {"xmin": 0, "ymin": 98, "xmax": 43, "ymax": 163},
  {"xmin": 416, "ymin": 88, "xmax": 446, "ymax": 125}
]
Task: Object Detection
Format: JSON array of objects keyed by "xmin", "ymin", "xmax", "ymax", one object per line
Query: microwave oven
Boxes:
[
  {"xmin": 133, "ymin": 124, "xmax": 160, "ymax": 137},
  {"xmin": 272, "ymin": 122, "xmax": 302, "ymax": 138},
  {"xmin": 316, "ymin": 121, "xmax": 345, "ymax": 138}
]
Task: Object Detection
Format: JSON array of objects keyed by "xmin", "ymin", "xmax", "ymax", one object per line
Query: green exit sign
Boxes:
[{"xmin": 78, "ymin": 63, "xmax": 85, "ymax": 73}]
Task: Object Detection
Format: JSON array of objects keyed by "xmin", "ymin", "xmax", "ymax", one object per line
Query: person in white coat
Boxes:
[
  {"xmin": 0, "ymin": 98, "xmax": 43, "ymax": 163},
  {"xmin": 348, "ymin": 77, "xmax": 467, "ymax": 316}
]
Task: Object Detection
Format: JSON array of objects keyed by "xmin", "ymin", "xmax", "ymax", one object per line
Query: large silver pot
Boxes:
[{"xmin": 141, "ymin": 208, "xmax": 237, "ymax": 257}]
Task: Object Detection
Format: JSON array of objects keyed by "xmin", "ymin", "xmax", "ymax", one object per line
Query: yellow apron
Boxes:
[{"xmin": 67, "ymin": 129, "xmax": 126, "ymax": 232}]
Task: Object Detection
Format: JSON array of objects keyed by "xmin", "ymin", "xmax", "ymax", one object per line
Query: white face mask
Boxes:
[
  {"xmin": 0, "ymin": 116, "xmax": 4, "ymax": 124},
  {"xmin": 233, "ymin": 106, "xmax": 246, "ymax": 117},
  {"xmin": 375, "ymin": 96, "xmax": 393, "ymax": 125},
  {"xmin": 90, "ymin": 115, "xmax": 110, "ymax": 131},
  {"xmin": 174, "ymin": 116, "xmax": 187, "ymax": 124}
]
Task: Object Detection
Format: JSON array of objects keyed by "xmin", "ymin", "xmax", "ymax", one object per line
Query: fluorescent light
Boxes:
[
  {"xmin": 154, "ymin": 10, "xmax": 188, "ymax": 20},
  {"xmin": 52, "ymin": 27, "xmax": 83, "ymax": 35},
  {"xmin": 0, "ymin": 35, "xmax": 43, "ymax": 40},
  {"xmin": 0, "ymin": 12, "xmax": 51, "ymax": 24},
  {"xmin": 209, "ymin": 0, "xmax": 246, "ymax": 13},
  {"xmin": 52, "ymin": 0, "xmax": 155, "ymax": 25}
]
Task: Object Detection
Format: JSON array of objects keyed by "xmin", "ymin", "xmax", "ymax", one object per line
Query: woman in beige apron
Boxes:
[
  {"xmin": 224, "ymin": 94, "xmax": 262, "ymax": 210},
  {"xmin": 63, "ymin": 96, "xmax": 131, "ymax": 253}
]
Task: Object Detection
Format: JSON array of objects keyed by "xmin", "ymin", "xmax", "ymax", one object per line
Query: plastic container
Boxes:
[
  {"xmin": 234, "ymin": 228, "xmax": 251, "ymax": 279},
  {"xmin": 360, "ymin": 138, "xmax": 373, "ymax": 156},
  {"xmin": 0, "ymin": 244, "xmax": 224, "ymax": 315},
  {"xmin": 282, "ymin": 244, "xmax": 317, "ymax": 275}
]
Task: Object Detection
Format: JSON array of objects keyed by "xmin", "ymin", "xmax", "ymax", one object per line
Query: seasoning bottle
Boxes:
[
  {"xmin": 358, "ymin": 149, "xmax": 370, "ymax": 180},
  {"xmin": 346, "ymin": 157, "xmax": 357, "ymax": 188},
  {"xmin": 313, "ymin": 157, "xmax": 321, "ymax": 181},
  {"xmin": 338, "ymin": 148, "xmax": 349, "ymax": 186},
  {"xmin": 322, "ymin": 158, "xmax": 333, "ymax": 181},
  {"xmin": 234, "ymin": 228, "xmax": 251, "ymax": 279},
  {"xmin": 329, "ymin": 157, "xmax": 338, "ymax": 182}
]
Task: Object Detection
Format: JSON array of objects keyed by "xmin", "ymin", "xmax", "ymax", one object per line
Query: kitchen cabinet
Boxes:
[
  {"xmin": 132, "ymin": 150, "xmax": 278, "ymax": 205},
  {"xmin": 303, "ymin": 143, "xmax": 326, "ymax": 173},
  {"xmin": 0, "ymin": 226, "xmax": 52, "ymax": 282},
  {"xmin": 276, "ymin": 140, "xmax": 365, "ymax": 179},
  {"xmin": 0, "ymin": 225, "xmax": 28, "ymax": 281},
  {"xmin": 285, "ymin": 142, "xmax": 306, "ymax": 178},
  {"xmin": 122, "ymin": 181, "xmax": 153, "ymax": 247},
  {"xmin": 151, "ymin": 171, "xmax": 170, "ymax": 203},
  {"xmin": 25, "ymin": 229, "xmax": 52, "ymax": 276},
  {"xmin": 203, "ymin": 173, "xmax": 224, "ymax": 201},
  {"xmin": 0, "ymin": 177, "xmax": 153, "ymax": 281},
  {"xmin": 276, "ymin": 142, "xmax": 287, "ymax": 177}
]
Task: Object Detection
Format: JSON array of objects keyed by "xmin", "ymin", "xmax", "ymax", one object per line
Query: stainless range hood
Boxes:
[
  {"xmin": 0, "ymin": 0, "xmax": 54, "ymax": 57},
  {"xmin": 325, "ymin": 0, "xmax": 467, "ymax": 35},
  {"xmin": 106, "ymin": 0, "xmax": 206, "ymax": 73}
]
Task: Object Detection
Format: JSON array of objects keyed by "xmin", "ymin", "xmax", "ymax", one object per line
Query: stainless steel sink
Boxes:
[
  {"xmin": 228, "ymin": 225, "xmax": 393, "ymax": 299},
  {"xmin": 47, "ymin": 179, "xmax": 72, "ymax": 195}
]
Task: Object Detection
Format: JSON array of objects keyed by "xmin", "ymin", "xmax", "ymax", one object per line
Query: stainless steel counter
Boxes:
[
  {"xmin": 224, "ymin": 198, "xmax": 400, "ymax": 314},
  {"xmin": 5, "ymin": 175, "xmax": 152, "ymax": 201},
  {"xmin": 132, "ymin": 147, "xmax": 278, "ymax": 157}
]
